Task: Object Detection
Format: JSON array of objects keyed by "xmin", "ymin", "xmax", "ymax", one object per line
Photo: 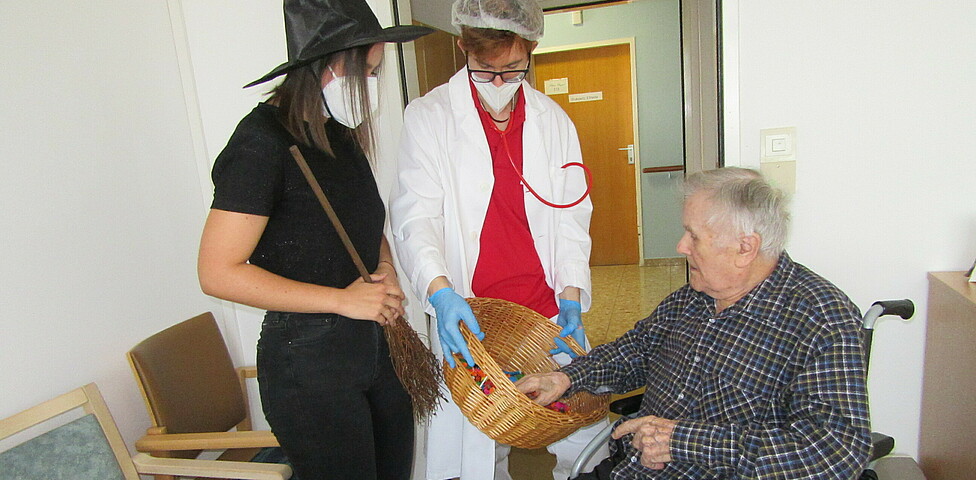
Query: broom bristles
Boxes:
[{"xmin": 385, "ymin": 316, "xmax": 444, "ymax": 423}]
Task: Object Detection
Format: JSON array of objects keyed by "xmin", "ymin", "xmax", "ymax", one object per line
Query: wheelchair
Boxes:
[{"xmin": 569, "ymin": 299, "xmax": 926, "ymax": 480}]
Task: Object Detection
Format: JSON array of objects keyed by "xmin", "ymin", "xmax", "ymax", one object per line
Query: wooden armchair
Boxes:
[
  {"xmin": 0, "ymin": 383, "xmax": 290, "ymax": 480},
  {"xmin": 127, "ymin": 312, "xmax": 288, "ymax": 479}
]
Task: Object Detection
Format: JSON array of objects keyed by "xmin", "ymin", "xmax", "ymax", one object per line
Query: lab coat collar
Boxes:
[
  {"xmin": 448, "ymin": 69, "xmax": 486, "ymax": 150},
  {"xmin": 445, "ymin": 69, "xmax": 552, "ymax": 207}
]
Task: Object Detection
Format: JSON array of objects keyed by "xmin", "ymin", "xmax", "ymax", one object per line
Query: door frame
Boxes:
[
  {"xmin": 533, "ymin": 37, "xmax": 644, "ymax": 263},
  {"xmin": 682, "ymin": 0, "xmax": 724, "ymax": 172}
]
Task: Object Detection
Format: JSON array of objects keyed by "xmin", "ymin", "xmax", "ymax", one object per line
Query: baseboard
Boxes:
[{"xmin": 642, "ymin": 257, "xmax": 686, "ymax": 268}]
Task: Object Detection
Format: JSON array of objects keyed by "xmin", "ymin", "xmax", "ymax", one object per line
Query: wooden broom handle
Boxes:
[{"xmin": 288, "ymin": 145, "xmax": 372, "ymax": 283}]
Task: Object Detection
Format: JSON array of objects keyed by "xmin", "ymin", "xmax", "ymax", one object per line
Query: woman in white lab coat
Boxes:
[{"xmin": 390, "ymin": 1, "xmax": 608, "ymax": 478}]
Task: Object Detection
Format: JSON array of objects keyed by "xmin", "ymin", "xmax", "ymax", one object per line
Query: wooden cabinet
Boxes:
[{"xmin": 918, "ymin": 272, "xmax": 976, "ymax": 480}]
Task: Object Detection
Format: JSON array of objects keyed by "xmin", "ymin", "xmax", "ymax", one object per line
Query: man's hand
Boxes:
[
  {"xmin": 611, "ymin": 415, "xmax": 677, "ymax": 470},
  {"xmin": 514, "ymin": 372, "xmax": 571, "ymax": 406}
]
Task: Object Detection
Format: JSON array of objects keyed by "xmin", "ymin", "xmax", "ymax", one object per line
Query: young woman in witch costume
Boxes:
[{"xmin": 197, "ymin": 1, "xmax": 432, "ymax": 478}]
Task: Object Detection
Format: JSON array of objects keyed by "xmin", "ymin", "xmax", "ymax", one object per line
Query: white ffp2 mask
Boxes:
[
  {"xmin": 322, "ymin": 68, "xmax": 378, "ymax": 128},
  {"xmin": 473, "ymin": 80, "xmax": 521, "ymax": 114}
]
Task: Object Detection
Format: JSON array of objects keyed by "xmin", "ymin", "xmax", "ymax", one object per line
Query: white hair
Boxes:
[{"xmin": 682, "ymin": 167, "xmax": 791, "ymax": 257}]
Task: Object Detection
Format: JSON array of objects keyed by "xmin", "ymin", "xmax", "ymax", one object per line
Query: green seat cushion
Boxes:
[{"xmin": 0, "ymin": 414, "xmax": 124, "ymax": 480}]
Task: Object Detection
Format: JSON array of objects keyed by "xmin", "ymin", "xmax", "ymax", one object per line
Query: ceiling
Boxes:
[{"xmin": 409, "ymin": 0, "xmax": 624, "ymax": 34}]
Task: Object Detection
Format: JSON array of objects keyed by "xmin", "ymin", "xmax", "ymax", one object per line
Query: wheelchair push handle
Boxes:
[
  {"xmin": 872, "ymin": 299, "xmax": 915, "ymax": 319},
  {"xmin": 862, "ymin": 299, "xmax": 914, "ymax": 330}
]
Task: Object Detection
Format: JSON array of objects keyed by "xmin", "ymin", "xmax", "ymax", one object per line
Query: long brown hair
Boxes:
[{"xmin": 268, "ymin": 45, "xmax": 377, "ymax": 158}]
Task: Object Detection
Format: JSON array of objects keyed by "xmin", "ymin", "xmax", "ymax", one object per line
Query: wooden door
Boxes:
[
  {"xmin": 411, "ymin": 23, "xmax": 463, "ymax": 98},
  {"xmin": 533, "ymin": 43, "xmax": 638, "ymax": 265}
]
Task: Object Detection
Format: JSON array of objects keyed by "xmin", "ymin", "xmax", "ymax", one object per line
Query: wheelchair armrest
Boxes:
[
  {"xmin": 609, "ymin": 394, "xmax": 643, "ymax": 416},
  {"xmin": 608, "ymin": 395, "xmax": 895, "ymax": 462},
  {"xmin": 870, "ymin": 432, "xmax": 894, "ymax": 462}
]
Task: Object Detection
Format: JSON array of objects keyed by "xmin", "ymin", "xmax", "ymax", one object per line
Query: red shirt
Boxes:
[{"xmin": 469, "ymin": 81, "xmax": 558, "ymax": 318}]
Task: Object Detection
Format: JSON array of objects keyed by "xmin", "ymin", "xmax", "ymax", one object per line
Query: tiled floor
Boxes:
[
  {"xmin": 508, "ymin": 260, "xmax": 687, "ymax": 479},
  {"xmin": 582, "ymin": 261, "xmax": 688, "ymax": 347}
]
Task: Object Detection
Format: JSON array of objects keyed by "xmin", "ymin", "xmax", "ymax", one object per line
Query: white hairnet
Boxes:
[{"xmin": 451, "ymin": 0, "xmax": 544, "ymax": 41}]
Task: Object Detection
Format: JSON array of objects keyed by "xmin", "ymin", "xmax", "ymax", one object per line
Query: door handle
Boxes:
[{"xmin": 618, "ymin": 144, "xmax": 635, "ymax": 165}]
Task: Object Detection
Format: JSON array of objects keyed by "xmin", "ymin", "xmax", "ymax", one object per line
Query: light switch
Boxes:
[
  {"xmin": 770, "ymin": 136, "xmax": 788, "ymax": 153},
  {"xmin": 760, "ymin": 127, "xmax": 796, "ymax": 163}
]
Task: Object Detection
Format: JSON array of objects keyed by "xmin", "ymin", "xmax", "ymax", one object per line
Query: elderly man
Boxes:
[{"xmin": 517, "ymin": 167, "xmax": 871, "ymax": 479}]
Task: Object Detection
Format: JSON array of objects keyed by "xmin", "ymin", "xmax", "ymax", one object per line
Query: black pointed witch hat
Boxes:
[{"xmin": 245, "ymin": 0, "xmax": 433, "ymax": 88}]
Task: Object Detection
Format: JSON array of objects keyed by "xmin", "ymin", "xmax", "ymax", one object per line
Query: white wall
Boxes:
[
  {"xmin": 410, "ymin": 0, "xmax": 455, "ymax": 32},
  {"xmin": 0, "ymin": 0, "xmax": 215, "ymax": 450},
  {"xmin": 725, "ymin": 0, "xmax": 976, "ymax": 457}
]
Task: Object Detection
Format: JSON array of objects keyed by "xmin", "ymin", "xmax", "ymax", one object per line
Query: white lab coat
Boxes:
[
  {"xmin": 391, "ymin": 69, "xmax": 593, "ymax": 314},
  {"xmin": 390, "ymin": 69, "xmax": 607, "ymax": 480}
]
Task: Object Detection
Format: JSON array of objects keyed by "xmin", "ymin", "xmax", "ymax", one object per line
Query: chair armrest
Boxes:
[
  {"xmin": 609, "ymin": 394, "xmax": 643, "ymax": 416},
  {"xmin": 132, "ymin": 452, "xmax": 291, "ymax": 480},
  {"xmin": 869, "ymin": 456, "xmax": 925, "ymax": 480},
  {"xmin": 235, "ymin": 365, "xmax": 259, "ymax": 431},
  {"xmin": 569, "ymin": 421, "xmax": 616, "ymax": 479},
  {"xmin": 135, "ymin": 430, "xmax": 279, "ymax": 452},
  {"xmin": 869, "ymin": 431, "xmax": 894, "ymax": 462}
]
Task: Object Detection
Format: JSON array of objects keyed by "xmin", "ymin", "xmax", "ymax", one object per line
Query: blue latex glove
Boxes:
[
  {"xmin": 549, "ymin": 337, "xmax": 579, "ymax": 359},
  {"xmin": 429, "ymin": 287, "xmax": 485, "ymax": 368},
  {"xmin": 551, "ymin": 299, "xmax": 586, "ymax": 356}
]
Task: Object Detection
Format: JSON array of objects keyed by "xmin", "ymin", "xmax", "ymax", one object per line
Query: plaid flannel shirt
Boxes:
[{"xmin": 561, "ymin": 253, "xmax": 871, "ymax": 479}]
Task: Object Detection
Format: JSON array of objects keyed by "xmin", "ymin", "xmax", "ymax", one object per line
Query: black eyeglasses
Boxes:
[{"xmin": 466, "ymin": 57, "xmax": 531, "ymax": 84}]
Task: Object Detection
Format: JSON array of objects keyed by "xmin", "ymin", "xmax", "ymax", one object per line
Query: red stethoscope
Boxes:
[{"xmin": 482, "ymin": 94, "xmax": 593, "ymax": 209}]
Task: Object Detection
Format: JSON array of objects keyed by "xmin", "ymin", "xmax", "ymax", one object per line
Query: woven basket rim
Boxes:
[
  {"xmin": 458, "ymin": 301, "xmax": 589, "ymax": 418},
  {"xmin": 443, "ymin": 297, "xmax": 609, "ymax": 449}
]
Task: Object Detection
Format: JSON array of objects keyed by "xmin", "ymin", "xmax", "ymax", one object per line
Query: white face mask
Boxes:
[
  {"xmin": 321, "ymin": 66, "xmax": 378, "ymax": 128},
  {"xmin": 473, "ymin": 79, "xmax": 521, "ymax": 114}
]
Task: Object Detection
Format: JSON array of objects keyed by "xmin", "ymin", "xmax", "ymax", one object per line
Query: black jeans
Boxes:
[{"xmin": 257, "ymin": 312, "xmax": 414, "ymax": 480}]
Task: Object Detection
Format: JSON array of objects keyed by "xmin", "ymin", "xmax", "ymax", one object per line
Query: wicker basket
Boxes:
[{"xmin": 443, "ymin": 297, "xmax": 609, "ymax": 449}]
